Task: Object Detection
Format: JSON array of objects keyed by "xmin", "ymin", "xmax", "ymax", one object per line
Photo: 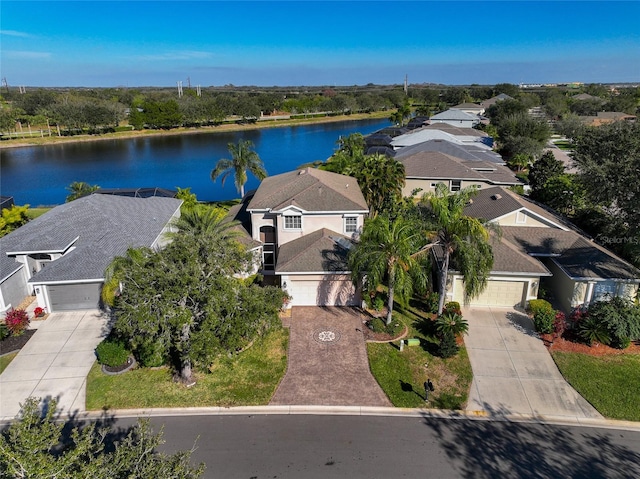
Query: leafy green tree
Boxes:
[
  {"xmin": 345, "ymin": 153, "xmax": 406, "ymax": 217},
  {"xmin": 349, "ymin": 215, "xmax": 429, "ymax": 325},
  {"xmin": 211, "ymin": 140, "xmax": 267, "ymax": 198},
  {"xmin": 0, "ymin": 397, "xmax": 204, "ymax": 478},
  {"xmin": 175, "ymin": 187, "xmax": 198, "ymax": 209},
  {"xmin": 142, "ymin": 99, "xmax": 183, "ymax": 129},
  {"xmin": 65, "ymin": 181, "xmax": 99, "ymax": 202},
  {"xmin": 102, "ymin": 247, "xmax": 152, "ymax": 307},
  {"xmin": 421, "ymin": 184, "xmax": 495, "ymax": 315},
  {"xmin": 536, "ymin": 174, "xmax": 586, "ymax": 216},
  {"xmin": 507, "ymin": 153, "xmax": 532, "ymax": 172},
  {"xmin": 496, "ymin": 112, "xmax": 551, "ymax": 159},
  {"xmin": 528, "ymin": 150, "xmax": 565, "ymax": 200},
  {"xmin": 0, "ymin": 204, "xmax": 30, "ymax": 237}
]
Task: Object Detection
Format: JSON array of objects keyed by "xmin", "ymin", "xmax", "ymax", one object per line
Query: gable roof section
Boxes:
[
  {"xmin": 1, "ymin": 195, "xmax": 182, "ymax": 283},
  {"xmin": 224, "ymin": 200, "xmax": 261, "ymax": 250},
  {"xmin": 275, "ymin": 228, "xmax": 351, "ymax": 273},
  {"xmin": 394, "ymin": 139, "xmax": 503, "ymax": 164},
  {"xmin": 430, "ymin": 109, "xmax": 479, "ymax": 121},
  {"xmin": 399, "ymin": 152, "xmax": 521, "ymax": 185},
  {"xmin": 247, "ymin": 168, "xmax": 368, "ymax": 213}
]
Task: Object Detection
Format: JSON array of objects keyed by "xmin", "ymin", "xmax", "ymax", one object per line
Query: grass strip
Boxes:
[
  {"xmin": 551, "ymin": 351, "xmax": 640, "ymax": 421},
  {"xmin": 86, "ymin": 328, "xmax": 288, "ymax": 410},
  {"xmin": 367, "ymin": 308, "xmax": 472, "ymax": 410},
  {"xmin": 0, "ymin": 352, "xmax": 18, "ymax": 375}
]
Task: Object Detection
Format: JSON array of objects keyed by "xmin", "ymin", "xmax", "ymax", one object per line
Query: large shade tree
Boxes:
[
  {"xmin": 211, "ymin": 139, "xmax": 267, "ymax": 198},
  {"xmin": 421, "ymin": 184, "xmax": 496, "ymax": 315},
  {"xmin": 349, "ymin": 215, "xmax": 429, "ymax": 325}
]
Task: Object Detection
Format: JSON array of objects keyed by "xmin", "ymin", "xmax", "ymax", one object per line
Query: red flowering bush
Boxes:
[
  {"xmin": 33, "ymin": 307, "xmax": 45, "ymax": 317},
  {"xmin": 5, "ymin": 308, "xmax": 29, "ymax": 336},
  {"xmin": 568, "ymin": 307, "xmax": 587, "ymax": 329},
  {"xmin": 553, "ymin": 311, "xmax": 567, "ymax": 339}
]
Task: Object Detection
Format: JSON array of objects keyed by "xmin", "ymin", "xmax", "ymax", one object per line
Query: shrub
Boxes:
[
  {"xmin": 372, "ymin": 295, "xmax": 385, "ymax": 312},
  {"xmin": 578, "ymin": 315, "xmax": 611, "ymax": 346},
  {"xmin": 4, "ymin": 309, "xmax": 29, "ymax": 336},
  {"xmin": 587, "ymin": 297, "xmax": 640, "ymax": 349},
  {"xmin": 0, "ymin": 322, "xmax": 9, "ymax": 340},
  {"xmin": 439, "ymin": 331, "xmax": 458, "ymax": 358},
  {"xmin": 444, "ymin": 301, "xmax": 462, "ymax": 316},
  {"xmin": 533, "ymin": 308, "xmax": 555, "ymax": 334},
  {"xmin": 136, "ymin": 340, "xmax": 166, "ymax": 368},
  {"xmin": 95, "ymin": 339, "xmax": 130, "ymax": 367},
  {"xmin": 435, "ymin": 312, "xmax": 469, "ymax": 338},
  {"xmin": 527, "ymin": 299, "xmax": 553, "ymax": 317},
  {"xmin": 421, "ymin": 291, "xmax": 440, "ymax": 314},
  {"xmin": 33, "ymin": 307, "xmax": 45, "ymax": 317},
  {"xmin": 553, "ymin": 311, "xmax": 567, "ymax": 338}
]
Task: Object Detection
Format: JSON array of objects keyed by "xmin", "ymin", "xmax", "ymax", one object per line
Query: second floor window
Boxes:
[
  {"xmin": 345, "ymin": 217, "xmax": 358, "ymax": 233},
  {"xmin": 284, "ymin": 215, "xmax": 301, "ymax": 230}
]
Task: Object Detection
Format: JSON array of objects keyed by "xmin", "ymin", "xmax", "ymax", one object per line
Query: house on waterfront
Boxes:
[
  {"xmin": 232, "ymin": 168, "xmax": 368, "ymax": 307},
  {"xmin": 429, "ymin": 109, "xmax": 481, "ymax": 128},
  {"xmin": 0, "ymin": 194, "xmax": 182, "ymax": 313}
]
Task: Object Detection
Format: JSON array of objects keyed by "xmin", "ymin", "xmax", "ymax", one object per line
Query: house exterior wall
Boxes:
[
  {"xmin": 0, "ymin": 266, "xmax": 28, "ymax": 312},
  {"xmin": 276, "ymin": 213, "xmax": 363, "ymax": 246},
  {"xmin": 495, "ymin": 210, "xmax": 559, "ymax": 228},
  {"xmin": 540, "ymin": 258, "xmax": 581, "ymax": 311},
  {"xmin": 250, "ymin": 212, "xmax": 277, "ymax": 242}
]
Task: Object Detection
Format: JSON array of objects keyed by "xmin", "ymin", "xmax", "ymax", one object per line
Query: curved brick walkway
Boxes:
[{"xmin": 270, "ymin": 307, "xmax": 391, "ymax": 407}]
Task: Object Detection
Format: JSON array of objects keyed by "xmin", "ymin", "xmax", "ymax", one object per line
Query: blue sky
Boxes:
[{"xmin": 1, "ymin": 1, "xmax": 639, "ymax": 87}]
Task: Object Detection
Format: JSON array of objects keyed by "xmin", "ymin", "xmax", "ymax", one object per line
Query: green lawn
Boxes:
[
  {"xmin": 0, "ymin": 352, "xmax": 18, "ymax": 375},
  {"xmin": 552, "ymin": 140, "xmax": 573, "ymax": 151},
  {"xmin": 367, "ymin": 302, "xmax": 473, "ymax": 409},
  {"xmin": 27, "ymin": 207, "xmax": 52, "ymax": 218},
  {"xmin": 86, "ymin": 328, "xmax": 288, "ymax": 410},
  {"xmin": 552, "ymin": 352, "xmax": 640, "ymax": 421}
]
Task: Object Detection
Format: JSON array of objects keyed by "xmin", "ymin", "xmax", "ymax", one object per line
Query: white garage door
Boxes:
[
  {"xmin": 47, "ymin": 283, "xmax": 102, "ymax": 311},
  {"xmin": 288, "ymin": 279, "xmax": 360, "ymax": 307},
  {"xmin": 453, "ymin": 279, "xmax": 525, "ymax": 307}
]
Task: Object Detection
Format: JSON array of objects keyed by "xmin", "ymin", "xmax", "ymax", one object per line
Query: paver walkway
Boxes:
[
  {"xmin": 270, "ymin": 307, "xmax": 391, "ymax": 407},
  {"xmin": 463, "ymin": 307, "xmax": 602, "ymax": 420},
  {"xmin": 0, "ymin": 310, "xmax": 110, "ymax": 420}
]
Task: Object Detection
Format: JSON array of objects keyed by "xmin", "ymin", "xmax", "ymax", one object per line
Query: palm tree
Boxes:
[
  {"xmin": 169, "ymin": 206, "xmax": 237, "ymax": 241},
  {"xmin": 421, "ymin": 184, "xmax": 496, "ymax": 315},
  {"xmin": 211, "ymin": 140, "xmax": 267, "ymax": 198},
  {"xmin": 65, "ymin": 181, "xmax": 99, "ymax": 202},
  {"xmin": 349, "ymin": 215, "xmax": 429, "ymax": 325},
  {"xmin": 345, "ymin": 154, "xmax": 405, "ymax": 217}
]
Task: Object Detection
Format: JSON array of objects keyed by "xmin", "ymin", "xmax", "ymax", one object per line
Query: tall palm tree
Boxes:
[
  {"xmin": 211, "ymin": 140, "xmax": 267, "ymax": 198},
  {"xmin": 65, "ymin": 181, "xmax": 99, "ymax": 202},
  {"xmin": 421, "ymin": 184, "xmax": 496, "ymax": 315},
  {"xmin": 349, "ymin": 215, "xmax": 429, "ymax": 325}
]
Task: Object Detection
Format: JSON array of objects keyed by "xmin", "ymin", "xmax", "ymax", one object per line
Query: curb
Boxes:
[{"xmin": 4, "ymin": 406, "xmax": 638, "ymax": 432}]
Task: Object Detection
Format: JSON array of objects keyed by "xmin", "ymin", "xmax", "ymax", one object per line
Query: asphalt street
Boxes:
[{"xmin": 106, "ymin": 414, "xmax": 640, "ymax": 479}]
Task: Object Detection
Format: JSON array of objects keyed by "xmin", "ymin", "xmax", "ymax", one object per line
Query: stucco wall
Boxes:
[
  {"xmin": 276, "ymin": 213, "xmax": 363, "ymax": 246},
  {"xmin": 496, "ymin": 210, "xmax": 559, "ymax": 228},
  {"xmin": 0, "ymin": 266, "xmax": 28, "ymax": 311},
  {"xmin": 540, "ymin": 258, "xmax": 579, "ymax": 311},
  {"xmin": 403, "ymin": 179, "xmax": 493, "ymax": 197}
]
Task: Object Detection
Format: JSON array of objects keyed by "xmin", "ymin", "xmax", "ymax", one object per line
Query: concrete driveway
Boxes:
[
  {"xmin": 0, "ymin": 310, "xmax": 111, "ymax": 420},
  {"xmin": 270, "ymin": 307, "xmax": 391, "ymax": 407},
  {"xmin": 463, "ymin": 307, "xmax": 602, "ymax": 420}
]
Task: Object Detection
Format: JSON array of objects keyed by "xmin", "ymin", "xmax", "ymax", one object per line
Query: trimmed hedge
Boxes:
[{"xmin": 96, "ymin": 339, "xmax": 130, "ymax": 367}]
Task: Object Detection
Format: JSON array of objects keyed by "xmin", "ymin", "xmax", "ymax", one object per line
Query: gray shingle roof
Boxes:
[
  {"xmin": 395, "ymin": 139, "xmax": 503, "ymax": 164},
  {"xmin": 275, "ymin": 228, "xmax": 351, "ymax": 273},
  {"xmin": 424, "ymin": 123, "xmax": 489, "ymax": 138},
  {"xmin": 1, "ymin": 195, "xmax": 182, "ymax": 283},
  {"xmin": 430, "ymin": 109, "xmax": 479, "ymax": 121},
  {"xmin": 247, "ymin": 168, "xmax": 368, "ymax": 212}
]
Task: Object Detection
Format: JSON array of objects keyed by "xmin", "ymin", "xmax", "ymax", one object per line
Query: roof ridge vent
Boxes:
[{"xmin": 491, "ymin": 194, "xmax": 502, "ymax": 200}]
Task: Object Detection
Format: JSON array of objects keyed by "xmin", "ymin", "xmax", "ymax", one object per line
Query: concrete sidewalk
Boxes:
[
  {"xmin": 0, "ymin": 310, "xmax": 111, "ymax": 420},
  {"xmin": 463, "ymin": 307, "xmax": 602, "ymax": 420}
]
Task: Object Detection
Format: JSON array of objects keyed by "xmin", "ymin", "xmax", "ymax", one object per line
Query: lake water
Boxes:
[{"xmin": 0, "ymin": 118, "xmax": 389, "ymax": 206}]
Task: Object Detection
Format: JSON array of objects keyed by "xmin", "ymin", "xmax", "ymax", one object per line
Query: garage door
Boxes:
[
  {"xmin": 288, "ymin": 279, "xmax": 360, "ymax": 307},
  {"xmin": 47, "ymin": 283, "xmax": 102, "ymax": 311},
  {"xmin": 453, "ymin": 279, "xmax": 525, "ymax": 307}
]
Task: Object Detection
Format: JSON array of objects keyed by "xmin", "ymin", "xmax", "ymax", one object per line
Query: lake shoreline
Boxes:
[{"xmin": 0, "ymin": 112, "xmax": 390, "ymax": 150}]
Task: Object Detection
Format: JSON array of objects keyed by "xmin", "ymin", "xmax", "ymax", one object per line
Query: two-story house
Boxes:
[{"xmin": 241, "ymin": 168, "xmax": 369, "ymax": 307}]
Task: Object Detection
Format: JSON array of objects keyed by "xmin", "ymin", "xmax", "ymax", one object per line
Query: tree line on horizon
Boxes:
[{"xmin": 1, "ymin": 82, "xmax": 637, "ymax": 136}]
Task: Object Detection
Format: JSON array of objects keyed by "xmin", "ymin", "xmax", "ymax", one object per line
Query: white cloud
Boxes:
[
  {"xmin": 5, "ymin": 50, "xmax": 51, "ymax": 59},
  {"xmin": 0, "ymin": 30, "xmax": 31, "ymax": 38},
  {"xmin": 135, "ymin": 50, "xmax": 213, "ymax": 61}
]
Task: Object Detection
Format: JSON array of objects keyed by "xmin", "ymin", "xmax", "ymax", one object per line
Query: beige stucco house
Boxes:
[
  {"xmin": 441, "ymin": 187, "xmax": 640, "ymax": 310},
  {"xmin": 237, "ymin": 168, "xmax": 369, "ymax": 307}
]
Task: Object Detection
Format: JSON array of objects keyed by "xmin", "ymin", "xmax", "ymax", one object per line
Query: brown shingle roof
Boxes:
[
  {"xmin": 400, "ymin": 153, "xmax": 520, "ymax": 185},
  {"xmin": 247, "ymin": 168, "xmax": 368, "ymax": 212},
  {"xmin": 275, "ymin": 228, "xmax": 351, "ymax": 273},
  {"xmin": 225, "ymin": 201, "xmax": 261, "ymax": 249}
]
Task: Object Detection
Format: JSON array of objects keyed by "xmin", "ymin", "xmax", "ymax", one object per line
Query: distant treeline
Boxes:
[{"xmin": 0, "ymin": 83, "xmax": 638, "ymax": 135}]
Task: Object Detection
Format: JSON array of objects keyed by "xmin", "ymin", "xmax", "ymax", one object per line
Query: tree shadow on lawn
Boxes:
[{"xmin": 421, "ymin": 403, "xmax": 640, "ymax": 479}]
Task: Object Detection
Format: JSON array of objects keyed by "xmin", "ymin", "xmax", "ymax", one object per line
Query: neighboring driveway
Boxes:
[
  {"xmin": 463, "ymin": 307, "xmax": 602, "ymax": 420},
  {"xmin": 0, "ymin": 310, "xmax": 110, "ymax": 420},
  {"xmin": 270, "ymin": 307, "xmax": 391, "ymax": 407}
]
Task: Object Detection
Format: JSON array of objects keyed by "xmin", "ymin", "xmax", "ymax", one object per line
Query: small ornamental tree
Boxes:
[{"xmin": 4, "ymin": 308, "xmax": 29, "ymax": 336}]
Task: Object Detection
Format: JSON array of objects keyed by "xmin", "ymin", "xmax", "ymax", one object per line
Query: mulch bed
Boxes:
[
  {"xmin": 102, "ymin": 356, "xmax": 136, "ymax": 374},
  {"xmin": 0, "ymin": 329, "xmax": 36, "ymax": 355},
  {"xmin": 545, "ymin": 331, "xmax": 640, "ymax": 356}
]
